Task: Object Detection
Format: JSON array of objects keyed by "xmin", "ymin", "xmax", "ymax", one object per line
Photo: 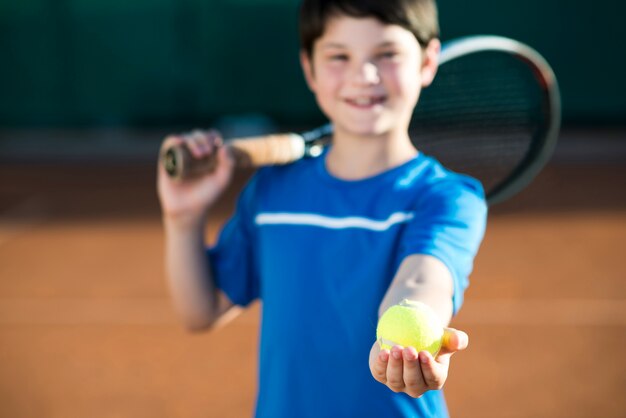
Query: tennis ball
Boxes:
[{"xmin": 376, "ymin": 299, "xmax": 444, "ymax": 356}]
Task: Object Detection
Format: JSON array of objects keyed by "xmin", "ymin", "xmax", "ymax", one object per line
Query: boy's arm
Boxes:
[
  {"xmin": 369, "ymin": 254, "xmax": 469, "ymax": 398},
  {"xmin": 158, "ymin": 131, "xmax": 240, "ymax": 331},
  {"xmin": 378, "ymin": 254, "xmax": 454, "ymax": 323},
  {"xmin": 163, "ymin": 217, "xmax": 238, "ymax": 331}
]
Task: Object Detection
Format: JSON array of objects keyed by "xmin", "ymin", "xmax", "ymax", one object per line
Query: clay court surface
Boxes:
[{"xmin": 0, "ymin": 146, "xmax": 624, "ymax": 417}]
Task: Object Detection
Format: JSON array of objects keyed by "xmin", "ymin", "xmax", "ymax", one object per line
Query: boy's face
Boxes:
[{"xmin": 301, "ymin": 15, "xmax": 440, "ymax": 138}]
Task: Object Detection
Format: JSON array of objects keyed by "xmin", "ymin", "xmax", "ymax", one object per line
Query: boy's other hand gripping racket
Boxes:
[{"xmin": 161, "ymin": 35, "xmax": 560, "ymax": 206}]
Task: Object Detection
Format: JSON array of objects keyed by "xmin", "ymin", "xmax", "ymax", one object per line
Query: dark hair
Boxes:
[{"xmin": 299, "ymin": 0, "xmax": 439, "ymax": 57}]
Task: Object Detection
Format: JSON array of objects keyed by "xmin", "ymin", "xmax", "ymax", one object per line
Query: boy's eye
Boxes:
[
  {"xmin": 329, "ymin": 54, "xmax": 349, "ymax": 61},
  {"xmin": 378, "ymin": 51, "xmax": 399, "ymax": 60}
]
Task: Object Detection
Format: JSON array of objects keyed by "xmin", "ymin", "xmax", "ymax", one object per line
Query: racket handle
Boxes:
[{"xmin": 162, "ymin": 133, "xmax": 306, "ymax": 180}]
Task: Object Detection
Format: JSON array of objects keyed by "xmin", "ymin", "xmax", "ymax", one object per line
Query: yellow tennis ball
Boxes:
[{"xmin": 376, "ymin": 299, "xmax": 444, "ymax": 356}]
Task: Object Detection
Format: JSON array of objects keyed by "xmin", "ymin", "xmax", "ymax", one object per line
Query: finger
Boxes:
[
  {"xmin": 205, "ymin": 129, "xmax": 224, "ymax": 147},
  {"xmin": 419, "ymin": 351, "xmax": 447, "ymax": 390},
  {"xmin": 402, "ymin": 347, "xmax": 426, "ymax": 398},
  {"xmin": 197, "ymin": 129, "xmax": 220, "ymax": 153},
  {"xmin": 186, "ymin": 130, "xmax": 210, "ymax": 158},
  {"xmin": 438, "ymin": 328, "xmax": 469, "ymax": 357},
  {"xmin": 198, "ymin": 129, "xmax": 226, "ymax": 159},
  {"xmin": 385, "ymin": 345, "xmax": 406, "ymax": 392},
  {"xmin": 370, "ymin": 348, "xmax": 390, "ymax": 384}
]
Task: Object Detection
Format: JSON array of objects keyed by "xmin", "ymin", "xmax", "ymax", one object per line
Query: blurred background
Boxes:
[{"xmin": 0, "ymin": 0, "xmax": 624, "ymax": 417}]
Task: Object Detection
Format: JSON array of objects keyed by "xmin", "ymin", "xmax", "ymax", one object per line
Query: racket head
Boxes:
[{"xmin": 410, "ymin": 35, "xmax": 561, "ymax": 205}]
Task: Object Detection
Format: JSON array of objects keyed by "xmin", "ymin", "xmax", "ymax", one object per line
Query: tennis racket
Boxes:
[{"xmin": 161, "ymin": 35, "xmax": 561, "ymax": 205}]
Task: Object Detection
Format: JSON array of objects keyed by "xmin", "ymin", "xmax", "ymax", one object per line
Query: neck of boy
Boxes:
[{"xmin": 325, "ymin": 128, "xmax": 418, "ymax": 181}]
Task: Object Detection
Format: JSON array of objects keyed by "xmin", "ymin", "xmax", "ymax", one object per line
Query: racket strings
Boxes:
[{"xmin": 411, "ymin": 51, "xmax": 549, "ymax": 194}]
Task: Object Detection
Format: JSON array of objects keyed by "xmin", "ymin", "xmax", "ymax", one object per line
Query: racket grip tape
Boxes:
[{"xmin": 161, "ymin": 133, "xmax": 306, "ymax": 180}]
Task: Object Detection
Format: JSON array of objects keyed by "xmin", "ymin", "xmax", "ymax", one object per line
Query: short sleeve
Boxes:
[
  {"xmin": 207, "ymin": 174, "xmax": 262, "ymax": 307},
  {"xmin": 399, "ymin": 175, "xmax": 488, "ymax": 315}
]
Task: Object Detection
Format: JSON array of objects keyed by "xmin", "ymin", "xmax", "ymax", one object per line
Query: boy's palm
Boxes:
[{"xmin": 369, "ymin": 328, "xmax": 468, "ymax": 398}]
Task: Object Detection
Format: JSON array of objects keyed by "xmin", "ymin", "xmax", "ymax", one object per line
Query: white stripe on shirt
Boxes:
[{"xmin": 254, "ymin": 212, "xmax": 414, "ymax": 231}]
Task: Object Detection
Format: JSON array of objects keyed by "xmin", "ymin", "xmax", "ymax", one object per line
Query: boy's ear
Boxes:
[
  {"xmin": 420, "ymin": 39, "xmax": 441, "ymax": 88},
  {"xmin": 300, "ymin": 50, "xmax": 317, "ymax": 92}
]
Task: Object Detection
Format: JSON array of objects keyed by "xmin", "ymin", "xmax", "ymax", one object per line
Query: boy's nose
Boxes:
[{"xmin": 351, "ymin": 61, "xmax": 380, "ymax": 85}]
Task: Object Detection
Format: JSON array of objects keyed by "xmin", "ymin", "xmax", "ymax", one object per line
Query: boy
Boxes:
[{"xmin": 158, "ymin": 0, "xmax": 487, "ymax": 417}]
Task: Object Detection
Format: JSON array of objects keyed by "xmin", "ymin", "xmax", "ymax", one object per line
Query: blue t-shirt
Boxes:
[{"xmin": 209, "ymin": 149, "xmax": 487, "ymax": 418}]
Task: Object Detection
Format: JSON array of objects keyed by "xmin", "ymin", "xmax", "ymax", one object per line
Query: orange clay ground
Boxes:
[{"xmin": 0, "ymin": 160, "xmax": 624, "ymax": 418}]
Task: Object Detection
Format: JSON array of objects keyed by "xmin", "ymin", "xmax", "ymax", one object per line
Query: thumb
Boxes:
[{"xmin": 437, "ymin": 327, "xmax": 469, "ymax": 357}]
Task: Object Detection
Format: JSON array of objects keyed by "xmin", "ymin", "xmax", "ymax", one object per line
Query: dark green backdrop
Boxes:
[{"xmin": 1, "ymin": 0, "xmax": 624, "ymax": 128}]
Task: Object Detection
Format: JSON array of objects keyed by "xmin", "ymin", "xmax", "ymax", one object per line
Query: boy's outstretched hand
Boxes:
[{"xmin": 369, "ymin": 328, "xmax": 468, "ymax": 398}]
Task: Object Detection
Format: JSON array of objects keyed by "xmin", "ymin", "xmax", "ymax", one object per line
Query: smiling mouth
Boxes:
[{"xmin": 345, "ymin": 96, "xmax": 386, "ymax": 108}]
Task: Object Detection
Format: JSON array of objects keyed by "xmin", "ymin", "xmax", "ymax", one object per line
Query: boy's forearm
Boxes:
[
  {"xmin": 163, "ymin": 216, "xmax": 221, "ymax": 330},
  {"xmin": 379, "ymin": 254, "xmax": 454, "ymax": 326}
]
